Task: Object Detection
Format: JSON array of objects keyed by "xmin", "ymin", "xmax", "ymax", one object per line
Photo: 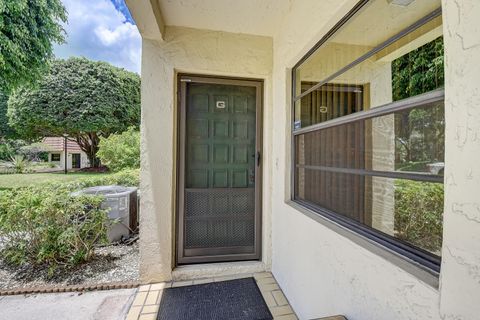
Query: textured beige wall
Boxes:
[
  {"xmin": 271, "ymin": 1, "xmax": 480, "ymax": 319},
  {"xmin": 136, "ymin": 0, "xmax": 480, "ymax": 318},
  {"xmin": 270, "ymin": 0, "xmax": 441, "ymax": 319},
  {"xmin": 140, "ymin": 26, "xmax": 273, "ymax": 282},
  {"xmin": 440, "ymin": 0, "xmax": 480, "ymax": 318}
]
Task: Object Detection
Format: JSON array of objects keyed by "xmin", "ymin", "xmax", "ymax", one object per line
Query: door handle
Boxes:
[{"xmin": 256, "ymin": 151, "xmax": 261, "ymax": 167}]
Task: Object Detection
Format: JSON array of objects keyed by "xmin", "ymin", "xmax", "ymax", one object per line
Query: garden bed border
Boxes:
[{"xmin": 0, "ymin": 280, "xmax": 140, "ymax": 296}]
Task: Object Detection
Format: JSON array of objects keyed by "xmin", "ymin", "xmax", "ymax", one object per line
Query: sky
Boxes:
[{"xmin": 54, "ymin": 0, "xmax": 141, "ymax": 74}]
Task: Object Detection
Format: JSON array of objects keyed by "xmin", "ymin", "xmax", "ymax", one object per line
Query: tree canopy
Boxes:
[
  {"xmin": 0, "ymin": 0, "xmax": 67, "ymax": 92},
  {"xmin": 8, "ymin": 57, "xmax": 141, "ymax": 167}
]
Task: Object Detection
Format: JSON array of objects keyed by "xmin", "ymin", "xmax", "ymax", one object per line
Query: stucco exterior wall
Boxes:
[
  {"xmin": 135, "ymin": 0, "xmax": 480, "ymax": 318},
  {"xmin": 270, "ymin": 0, "xmax": 480, "ymax": 319},
  {"xmin": 440, "ymin": 0, "xmax": 480, "ymax": 318},
  {"xmin": 270, "ymin": 1, "xmax": 441, "ymax": 319},
  {"xmin": 140, "ymin": 26, "xmax": 273, "ymax": 282}
]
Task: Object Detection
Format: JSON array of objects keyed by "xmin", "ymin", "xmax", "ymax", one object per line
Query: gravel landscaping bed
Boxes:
[{"xmin": 0, "ymin": 241, "xmax": 139, "ymax": 290}]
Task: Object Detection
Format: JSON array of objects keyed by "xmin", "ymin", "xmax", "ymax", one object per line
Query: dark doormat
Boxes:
[{"xmin": 157, "ymin": 277, "xmax": 273, "ymax": 320}]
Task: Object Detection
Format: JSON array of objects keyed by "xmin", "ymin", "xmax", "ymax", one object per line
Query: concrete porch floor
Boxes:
[
  {"xmin": 126, "ymin": 272, "xmax": 298, "ymax": 320},
  {"xmin": 0, "ymin": 288, "xmax": 136, "ymax": 320}
]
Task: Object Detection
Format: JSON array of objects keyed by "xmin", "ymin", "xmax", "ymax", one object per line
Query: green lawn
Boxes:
[{"xmin": 0, "ymin": 172, "xmax": 112, "ymax": 190}]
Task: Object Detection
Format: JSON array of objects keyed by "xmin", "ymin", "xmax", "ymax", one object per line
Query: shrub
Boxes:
[
  {"xmin": 0, "ymin": 168, "xmax": 138, "ymax": 272},
  {"xmin": 96, "ymin": 169, "xmax": 140, "ymax": 187},
  {"xmin": 394, "ymin": 180, "xmax": 443, "ymax": 253},
  {"xmin": 0, "ymin": 143, "xmax": 14, "ymax": 161},
  {"xmin": 0, "ymin": 185, "xmax": 109, "ymax": 272},
  {"xmin": 0, "ymin": 139, "xmax": 28, "ymax": 161},
  {"xmin": 55, "ymin": 169, "xmax": 140, "ymax": 191},
  {"xmin": 0, "ymin": 154, "xmax": 30, "ymax": 173},
  {"xmin": 97, "ymin": 127, "xmax": 140, "ymax": 172}
]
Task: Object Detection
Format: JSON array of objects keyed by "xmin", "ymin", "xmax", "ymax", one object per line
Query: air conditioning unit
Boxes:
[{"xmin": 72, "ymin": 185, "xmax": 139, "ymax": 242}]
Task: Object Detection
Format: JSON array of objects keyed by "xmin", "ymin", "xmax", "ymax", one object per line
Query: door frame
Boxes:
[{"xmin": 176, "ymin": 74, "xmax": 263, "ymax": 265}]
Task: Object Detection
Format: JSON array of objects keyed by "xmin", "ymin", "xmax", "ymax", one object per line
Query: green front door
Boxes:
[{"xmin": 177, "ymin": 76, "xmax": 262, "ymax": 264}]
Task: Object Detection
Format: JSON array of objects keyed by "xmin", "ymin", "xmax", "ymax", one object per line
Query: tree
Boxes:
[
  {"xmin": 0, "ymin": 0, "xmax": 67, "ymax": 92},
  {"xmin": 8, "ymin": 58, "xmax": 141, "ymax": 167}
]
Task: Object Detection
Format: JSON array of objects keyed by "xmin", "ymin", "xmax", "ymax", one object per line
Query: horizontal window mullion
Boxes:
[
  {"xmin": 295, "ymin": 164, "xmax": 443, "ymax": 183},
  {"xmin": 293, "ymin": 88, "xmax": 444, "ymax": 136}
]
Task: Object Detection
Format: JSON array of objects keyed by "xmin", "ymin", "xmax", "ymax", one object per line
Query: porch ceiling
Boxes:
[{"xmin": 157, "ymin": 0, "xmax": 292, "ymax": 37}]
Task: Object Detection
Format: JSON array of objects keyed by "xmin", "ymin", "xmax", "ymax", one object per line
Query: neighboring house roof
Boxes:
[{"xmin": 42, "ymin": 137, "xmax": 83, "ymax": 152}]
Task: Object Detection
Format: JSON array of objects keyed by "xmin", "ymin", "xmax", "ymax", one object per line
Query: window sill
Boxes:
[{"xmin": 285, "ymin": 200, "xmax": 439, "ymax": 289}]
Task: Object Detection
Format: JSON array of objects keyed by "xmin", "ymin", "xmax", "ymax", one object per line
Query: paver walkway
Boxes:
[{"xmin": 0, "ymin": 288, "xmax": 136, "ymax": 320}]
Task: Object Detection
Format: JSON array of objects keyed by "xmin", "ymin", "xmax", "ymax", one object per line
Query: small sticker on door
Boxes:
[{"xmin": 216, "ymin": 101, "xmax": 226, "ymax": 109}]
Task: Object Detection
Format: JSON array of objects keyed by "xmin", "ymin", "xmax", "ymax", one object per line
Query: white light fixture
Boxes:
[{"xmin": 387, "ymin": 0, "xmax": 415, "ymax": 6}]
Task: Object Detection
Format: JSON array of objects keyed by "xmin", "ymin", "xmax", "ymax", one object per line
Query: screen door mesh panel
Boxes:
[{"xmin": 185, "ymin": 189, "xmax": 255, "ymax": 249}]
